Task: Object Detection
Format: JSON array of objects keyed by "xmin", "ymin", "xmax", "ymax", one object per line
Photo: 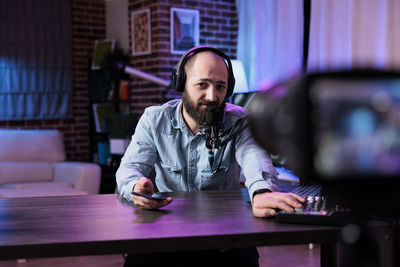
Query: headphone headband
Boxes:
[{"xmin": 170, "ymin": 46, "xmax": 235, "ymax": 97}]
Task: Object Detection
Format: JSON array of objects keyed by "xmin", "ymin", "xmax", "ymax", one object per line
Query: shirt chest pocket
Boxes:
[
  {"xmin": 160, "ymin": 162, "xmax": 183, "ymax": 180},
  {"xmin": 200, "ymin": 165, "xmax": 229, "ymax": 189}
]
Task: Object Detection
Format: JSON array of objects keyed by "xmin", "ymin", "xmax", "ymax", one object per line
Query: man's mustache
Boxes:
[{"xmin": 198, "ymin": 100, "xmax": 219, "ymax": 107}]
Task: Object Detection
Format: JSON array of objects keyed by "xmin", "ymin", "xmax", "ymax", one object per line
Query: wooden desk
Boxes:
[{"xmin": 0, "ymin": 190, "xmax": 341, "ymax": 260}]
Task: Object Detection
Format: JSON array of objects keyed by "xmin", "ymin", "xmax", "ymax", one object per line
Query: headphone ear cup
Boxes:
[
  {"xmin": 171, "ymin": 59, "xmax": 186, "ymax": 93},
  {"xmin": 173, "ymin": 67, "xmax": 185, "ymax": 93},
  {"xmin": 171, "ymin": 69, "xmax": 178, "ymax": 92}
]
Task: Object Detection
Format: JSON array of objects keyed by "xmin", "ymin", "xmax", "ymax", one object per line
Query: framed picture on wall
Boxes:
[
  {"xmin": 170, "ymin": 7, "xmax": 199, "ymax": 54},
  {"xmin": 131, "ymin": 9, "xmax": 151, "ymax": 56}
]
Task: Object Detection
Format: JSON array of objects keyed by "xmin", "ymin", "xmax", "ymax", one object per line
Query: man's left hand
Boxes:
[{"xmin": 252, "ymin": 192, "xmax": 305, "ymax": 218}]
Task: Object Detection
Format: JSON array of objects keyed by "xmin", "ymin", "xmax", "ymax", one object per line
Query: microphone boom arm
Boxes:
[{"xmin": 117, "ymin": 63, "xmax": 170, "ymax": 87}]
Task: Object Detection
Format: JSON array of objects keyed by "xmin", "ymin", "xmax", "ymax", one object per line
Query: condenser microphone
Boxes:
[{"xmin": 204, "ymin": 106, "xmax": 222, "ymax": 168}]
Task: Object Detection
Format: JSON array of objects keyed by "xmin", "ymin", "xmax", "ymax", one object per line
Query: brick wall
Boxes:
[
  {"xmin": 0, "ymin": 0, "xmax": 106, "ymax": 161},
  {"xmin": 128, "ymin": 0, "xmax": 238, "ymax": 115}
]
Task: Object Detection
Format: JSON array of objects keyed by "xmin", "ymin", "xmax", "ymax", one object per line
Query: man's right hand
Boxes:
[
  {"xmin": 131, "ymin": 177, "xmax": 173, "ymax": 209},
  {"xmin": 252, "ymin": 191, "xmax": 304, "ymax": 218}
]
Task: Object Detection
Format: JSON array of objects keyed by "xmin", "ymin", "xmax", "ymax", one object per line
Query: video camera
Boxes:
[{"xmin": 248, "ymin": 69, "xmax": 400, "ymax": 217}]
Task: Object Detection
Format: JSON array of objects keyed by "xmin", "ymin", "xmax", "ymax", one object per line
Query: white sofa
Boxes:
[{"xmin": 0, "ymin": 129, "xmax": 101, "ymax": 197}]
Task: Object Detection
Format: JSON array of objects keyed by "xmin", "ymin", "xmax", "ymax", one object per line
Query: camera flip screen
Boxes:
[{"xmin": 310, "ymin": 78, "xmax": 400, "ymax": 179}]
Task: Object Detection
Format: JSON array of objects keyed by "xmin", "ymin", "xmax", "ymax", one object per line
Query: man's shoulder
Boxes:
[
  {"xmin": 141, "ymin": 99, "xmax": 181, "ymax": 131},
  {"xmin": 144, "ymin": 99, "xmax": 181, "ymax": 117}
]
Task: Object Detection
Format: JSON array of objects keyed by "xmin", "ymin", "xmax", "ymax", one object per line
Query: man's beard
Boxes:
[{"xmin": 182, "ymin": 91, "xmax": 225, "ymax": 126}]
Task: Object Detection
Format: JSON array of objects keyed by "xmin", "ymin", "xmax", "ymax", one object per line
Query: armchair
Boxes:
[{"xmin": 0, "ymin": 129, "xmax": 101, "ymax": 197}]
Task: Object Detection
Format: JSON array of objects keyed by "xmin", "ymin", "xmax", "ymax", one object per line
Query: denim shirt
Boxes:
[{"xmin": 116, "ymin": 99, "xmax": 279, "ymax": 201}]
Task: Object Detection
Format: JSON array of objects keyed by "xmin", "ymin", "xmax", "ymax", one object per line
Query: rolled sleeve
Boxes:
[{"xmin": 116, "ymin": 109, "xmax": 158, "ymax": 201}]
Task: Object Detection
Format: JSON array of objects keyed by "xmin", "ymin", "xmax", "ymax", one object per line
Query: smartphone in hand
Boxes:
[{"xmin": 131, "ymin": 191, "xmax": 168, "ymax": 201}]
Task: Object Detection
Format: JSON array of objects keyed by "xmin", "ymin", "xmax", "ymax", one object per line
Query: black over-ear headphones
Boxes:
[{"xmin": 170, "ymin": 46, "xmax": 236, "ymax": 97}]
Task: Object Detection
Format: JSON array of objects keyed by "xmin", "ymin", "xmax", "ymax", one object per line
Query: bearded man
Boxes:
[{"xmin": 116, "ymin": 46, "xmax": 303, "ymax": 267}]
